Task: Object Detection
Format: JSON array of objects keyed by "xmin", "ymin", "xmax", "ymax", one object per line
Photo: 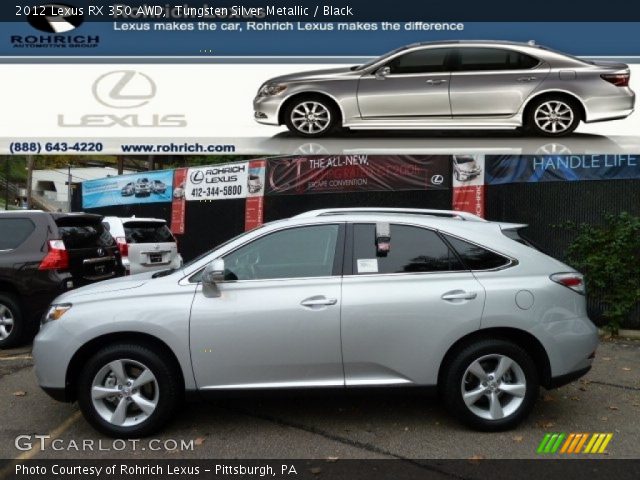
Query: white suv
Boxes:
[{"xmin": 102, "ymin": 217, "xmax": 183, "ymax": 275}]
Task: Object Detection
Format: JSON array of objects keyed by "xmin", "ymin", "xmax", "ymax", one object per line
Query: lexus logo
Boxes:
[
  {"xmin": 431, "ymin": 174, "xmax": 444, "ymax": 185},
  {"xmin": 92, "ymin": 70, "xmax": 157, "ymax": 109},
  {"xmin": 28, "ymin": 3, "xmax": 84, "ymax": 33},
  {"xmin": 190, "ymin": 170, "xmax": 205, "ymax": 185},
  {"xmin": 97, "ymin": 248, "xmax": 105, "ymax": 257}
]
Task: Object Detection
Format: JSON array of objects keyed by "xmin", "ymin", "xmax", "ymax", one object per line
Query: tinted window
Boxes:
[
  {"xmin": 353, "ymin": 224, "xmax": 464, "ymax": 274},
  {"xmin": 0, "ymin": 218, "xmax": 35, "ymax": 249},
  {"xmin": 444, "ymin": 234, "xmax": 511, "ymax": 270},
  {"xmin": 387, "ymin": 48, "xmax": 452, "ymax": 74},
  {"xmin": 124, "ymin": 222, "xmax": 175, "ymax": 244},
  {"xmin": 223, "ymin": 225, "xmax": 339, "ymax": 281},
  {"xmin": 57, "ymin": 224, "xmax": 115, "ymax": 249},
  {"xmin": 457, "ymin": 48, "xmax": 539, "ymax": 71}
]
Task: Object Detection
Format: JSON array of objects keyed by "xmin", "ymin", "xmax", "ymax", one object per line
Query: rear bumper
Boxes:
[{"xmin": 585, "ymin": 89, "xmax": 635, "ymax": 122}]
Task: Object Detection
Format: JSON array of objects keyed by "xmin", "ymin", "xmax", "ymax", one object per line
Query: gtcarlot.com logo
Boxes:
[
  {"xmin": 537, "ymin": 432, "xmax": 613, "ymax": 454},
  {"xmin": 12, "ymin": 3, "xmax": 99, "ymax": 49}
]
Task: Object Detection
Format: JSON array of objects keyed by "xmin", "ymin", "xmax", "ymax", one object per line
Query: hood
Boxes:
[
  {"xmin": 55, "ymin": 271, "xmax": 158, "ymax": 302},
  {"xmin": 265, "ymin": 66, "xmax": 356, "ymax": 84}
]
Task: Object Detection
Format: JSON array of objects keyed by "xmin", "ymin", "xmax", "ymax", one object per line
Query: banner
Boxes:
[
  {"xmin": 452, "ymin": 155, "xmax": 485, "ymax": 218},
  {"xmin": 82, "ymin": 170, "xmax": 174, "ymax": 209},
  {"xmin": 485, "ymin": 155, "xmax": 640, "ymax": 184},
  {"xmin": 170, "ymin": 168, "xmax": 187, "ymax": 235},
  {"xmin": 185, "ymin": 162, "xmax": 249, "ymax": 201},
  {"xmin": 245, "ymin": 159, "xmax": 267, "ymax": 231},
  {"xmin": 265, "ymin": 156, "xmax": 451, "ymax": 195}
]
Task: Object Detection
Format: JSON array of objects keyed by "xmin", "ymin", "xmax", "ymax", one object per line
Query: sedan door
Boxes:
[
  {"xmin": 341, "ymin": 223, "xmax": 486, "ymax": 386},
  {"xmin": 190, "ymin": 223, "xmax": 345, "ymax": 390},
  {"xmin": 357, "ymin": 48, "xmax": 454, "ymax": 119},
  {"xmin": 449, "ymin": 47, "xmax": 550, "ymax": 117}
]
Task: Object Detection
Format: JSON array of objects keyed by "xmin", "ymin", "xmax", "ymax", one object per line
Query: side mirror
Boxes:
[
  {"xmin": 375, "ymin": 66, "xmax": 391, "ymax": 80},
  {"xmin": 202, "ymin": 258, "xmax": 225, "ymax": 286}
]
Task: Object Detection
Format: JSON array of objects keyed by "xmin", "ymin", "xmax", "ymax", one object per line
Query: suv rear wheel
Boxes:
[
  {"xmin": 442, "ymin": 339, "xmax": 539, "ymax": 431},
  {"xmin": 0, "ymin": 293, "xmax": 24, "ymax": 349},
  {"xmin": 77, "ymin": 343, "xmax": 181, "ymax": 438}
]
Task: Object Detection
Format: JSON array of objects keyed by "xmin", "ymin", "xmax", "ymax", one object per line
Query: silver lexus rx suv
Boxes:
[
  {"xmin": 33, "ymin": 208, "xmax": 598, "ymax": 437},
  {"xmin": 254, "ymin": 40, "xmax": 635, "ymax": 137}
]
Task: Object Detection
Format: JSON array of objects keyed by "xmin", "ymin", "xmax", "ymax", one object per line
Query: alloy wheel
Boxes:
[
  {"xmin": 290, "ymin": 101, "xmax": 331, "ymax": 134},
  {"xmin": 91, "ymin": 359, "xmax": 159, "ymax": 427},
  {"xmin": 0, "ymin": 304, "xmax": 14, "ymax": 340},
  {"xmin": 461, "ymin": 354, "xmax": 527, "ymax": 421},
  {"xmin": 534, "ymin": 100, "xmax": 574, "ymax": 134}
]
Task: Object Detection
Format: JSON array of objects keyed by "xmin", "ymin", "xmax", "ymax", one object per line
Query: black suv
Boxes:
[{"xmin": 0, "ymin": 211, "xmax": 125, "ymax": 348}]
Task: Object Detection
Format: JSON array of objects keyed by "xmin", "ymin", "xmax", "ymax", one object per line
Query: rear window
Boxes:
[
  {"xmin": 502, "ymin": 229, "xmax": 538, "ymax": 249},
  {"xmin": 56, "ymin": 218, "xmax": 115, "ymax": 249},
  {"xmin": 124, "ymin": 222, "xmax": 175, "ymax": 244},
  {"xmin": 0, "ymin": 218, "xmax": 35, "ymax": 249},
  {"xmin": 443, "ymin": 234, "xmax": 512, "ymax": 270}
]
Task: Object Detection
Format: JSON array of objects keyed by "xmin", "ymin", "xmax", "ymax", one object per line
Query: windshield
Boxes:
[{"xmin": 354, "ymin": 45, "xmax": 412, "ymax": 71}]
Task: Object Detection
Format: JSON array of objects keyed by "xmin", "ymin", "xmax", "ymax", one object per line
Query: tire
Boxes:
[
  {"xmin": 441, "ymin": 339, "xmax": 539, "ymax": 431},
  {"xmin": 77, "ymin": 343, "xmax": 181, "ymax": 438},
  {"xmin": 525, "ymin": 96, "xmax": 580, "ymax": 137},
  {"xmin": 284, "ymin": 95, "xmax": 340, "ymax": 137},
  {"xmin": 0, "ymin": 293, "xmax": 25, "ymax": 349}
]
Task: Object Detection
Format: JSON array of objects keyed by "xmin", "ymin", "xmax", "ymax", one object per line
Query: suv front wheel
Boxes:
[
  {"xmin": 77, "ymin": 343, "xmax": 181, "ymax": 438},
  {"xmin": 442, "ymin": 339, "xmax": 539, "ymax": 431}
]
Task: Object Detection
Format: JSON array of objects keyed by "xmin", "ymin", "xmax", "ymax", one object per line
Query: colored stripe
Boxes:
[
  {"xmin": 574, "ymin": 433, "xmax": 589, "ymax": 453},
  {"xmin": 590, "ymin": 434, "xmax": 606, "ymax": 454},
  {"xmin": 544, "ymin": 434, "xmax": 559, "ymax": 453},
  {"xmin": 568, "ymin": 434, "xmax": 583, "ymax": 454},
  {"xmin": 537, "ymin": 433, "xmax": 552, "ymax": 454},
  {"xmin": 598, "ymin": 434, "xmax": 613, "ymax": 453},
  {"xmin": 551, "ymin": 433, "xmax": 566, "ymax": 453},
  {"xmin": 560, "ymin": 433, "xmax": 575, "ymax": 453},
  {"xmin": 584, "ymin": 434, "xmax": 599, "ymax": 453}
]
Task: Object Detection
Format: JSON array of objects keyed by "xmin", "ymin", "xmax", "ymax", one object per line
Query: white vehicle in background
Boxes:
[{"xmin": 102, "ymin": 217, "xmax": 183, "ymax": 275}]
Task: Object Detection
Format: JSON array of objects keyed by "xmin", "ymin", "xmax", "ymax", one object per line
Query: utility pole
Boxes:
[
  {"xmin": 4, "ymin": 158, "xmax": 8, "ymax": 210},
  {"xmin": 25, "ymin": 156, "xmax": 34, "ymax": 210}
]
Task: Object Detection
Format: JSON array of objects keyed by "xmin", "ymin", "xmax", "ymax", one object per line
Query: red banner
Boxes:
[
  {"xmin": 265, "ymin": 156, "xmax": 450, "ymax": 195},
  {"xmin": 170, "ymin": 167, "xmax": 187, "ymax": 235},
  {"xmin": 451, "ymin": 155, "xmax": 485, "ymax": 218},
  {"xmin": 244, "ymin": 159, "xmax": 266, "ymax": 231},
  {"xmin": 452, "ymin": 185, "xmax": 485, "ymax": 218}
]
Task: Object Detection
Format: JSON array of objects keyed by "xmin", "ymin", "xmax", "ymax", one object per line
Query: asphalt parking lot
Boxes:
[{"xmin": 0, "ymin": 338, "xmax": 638, "ymax": 461}]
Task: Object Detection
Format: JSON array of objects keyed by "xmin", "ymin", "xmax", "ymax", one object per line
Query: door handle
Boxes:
[
  {"xmin": 517, "ymin": 76, "xmax": 537, "ymax": 82},
  {"xmin": 426, "ymin": 79, "xmax": 447, "ymax": 85},
  {"xmin": 441, "ymin": 291, "xmax": 478, "ymax": 301},
  {"xmin": 300, "ymin": 296, "xmax": 338, "ymax": 307}
]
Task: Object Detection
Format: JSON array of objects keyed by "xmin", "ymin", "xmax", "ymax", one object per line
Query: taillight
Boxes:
[
  {"xmin": 601, "ymin": 73, "xmax": 630, "ymax": 87},
  {"xmin": 39, "ymin": 240, "xmax": 69, "ymax": 271},
  {"xmin": 116, "ymin": 237, "xmax": 129, "ymax": 257},
  {"xmin": 550, "ymin": 272, "xmax": 585, "ymax": 295}
]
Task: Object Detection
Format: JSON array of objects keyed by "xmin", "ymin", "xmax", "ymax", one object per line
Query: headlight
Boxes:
[
  {"xmin": 43, "ymin": 304, "xmax": 72, "ymax": 324},
  {"xmin": 258, "ymin": 83, "xmax": 288, "ymax": 97}
]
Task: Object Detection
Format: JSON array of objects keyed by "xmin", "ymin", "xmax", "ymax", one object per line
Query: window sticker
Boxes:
[{"xmin": 357, "ymin": 258, "xmax": 379, "ymax": 273}]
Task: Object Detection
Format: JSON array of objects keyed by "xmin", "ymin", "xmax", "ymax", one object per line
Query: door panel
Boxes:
[
  {"xmin": 357, "ymin": 74, "xmax": 451, "ymax": 118},
  {"xmin": 190, "ymin": 278, "xmax": 344, "ymax": 389}
]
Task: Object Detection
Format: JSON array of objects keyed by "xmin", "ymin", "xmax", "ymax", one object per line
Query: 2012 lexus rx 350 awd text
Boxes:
[
  {"xmin": 253, "ymin": 40, "xmax": 635, "ymax": 137},
  {"xmin": 34, "ymin": 208, "xmax": 599, "ymax": 438}
]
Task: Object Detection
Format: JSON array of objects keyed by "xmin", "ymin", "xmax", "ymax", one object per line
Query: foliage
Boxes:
[{"xmin": 563, "ymin": 212, "xmax": 640, "ymax": 334}]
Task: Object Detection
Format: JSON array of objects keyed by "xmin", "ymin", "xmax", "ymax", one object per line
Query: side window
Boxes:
[
  {"xmin": 352, "ymin": 224, "xmax": 465, "ymax": 274},
  {"xmin": 223, "ymin": 224, "xmax": 340, "ymax": 281},
  {"xmin": 443, "ymin": 234, "xmax": 512, "ymax": 270},
  {"xmin": 457, "ymin": 48, "xmax": 539, "ymax": 71},
  {"xmin": 387, "ymin": 48, "xmax": 452, "ymax": 74},
  {"xmin": 0, "ymin": 218, "xmax": 35, "ymax": 250}
]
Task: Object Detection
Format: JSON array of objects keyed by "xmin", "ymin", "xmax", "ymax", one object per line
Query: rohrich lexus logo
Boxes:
[
  {"xmin": 27, "ymin": 3, "xmax": 84, "ymax": 33},
  {"xmin": 57, "ymin": 70, "xmax": 188, "ymax": 128},
  {"xmin": 92, "ymin": 71, "xmax": 157, "ymax": 109}
]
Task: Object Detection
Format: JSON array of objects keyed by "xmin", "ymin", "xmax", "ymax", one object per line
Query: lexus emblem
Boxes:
[
  {"xmin": 431, "ymin": 174, "xmax": 444, "ymax": 185},
  {"xmin": 97, "ymin": 248, "xmax": 105, "ymax": 257},
  {"xmin": 190, "ymin": 170, "xmax": 205, "ymax": 185},
  {"xmin": 92, "ymin": 70, "xmax": 157, "ymax": 109}
]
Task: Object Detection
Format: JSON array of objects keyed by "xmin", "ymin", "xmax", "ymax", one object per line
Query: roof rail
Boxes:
[{"xmin": 293, "ymin": 208, "xmax": 487, "ymax": 222}]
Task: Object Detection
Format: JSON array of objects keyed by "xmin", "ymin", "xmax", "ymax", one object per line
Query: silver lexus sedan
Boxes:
[
  {"xmin": 254, "ymin": 40, "xmax": 635, "ymax": 137},
  {"xmin": 34, "ymin": 208, "xmax": 598, "ymax": 437}
]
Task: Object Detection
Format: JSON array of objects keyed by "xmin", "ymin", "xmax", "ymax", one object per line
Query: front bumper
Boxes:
[{"xmin": 253, "ymin": 95, "xmax": 283, "ymax": 126}]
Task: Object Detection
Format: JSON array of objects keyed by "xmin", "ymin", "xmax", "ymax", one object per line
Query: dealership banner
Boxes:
[
  {"xmin": 265, "ymin": 156, "xmax": 450, "ymax": 196},
  {"xmin": 82, "ymin": 170, "xmax": 174, "ymax": 209},
  {"xmin": 185, "ymin": 162, "xmax": 251, "ymax": 201},
  {"xmin": 245, "ymin": 159, "xmax": 267, "ymax": 231},
  {"xmin": 170, "ymin": 168, "xmax": 187, "ymax": 235},
  {"xmin": 485, "ymin": 155, "xmax": 640, "ymax": 184},
  {"xmin": 452, "ymin": 155, "xmax": 486, "ymax": 218}
]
